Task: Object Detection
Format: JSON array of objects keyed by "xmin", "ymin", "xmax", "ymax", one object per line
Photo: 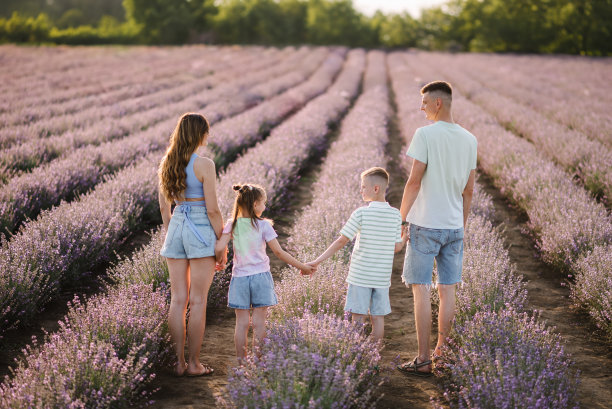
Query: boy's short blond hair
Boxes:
[{"xmin": 361, "ymin": 167, "xmax": 389, "ymax": 187}]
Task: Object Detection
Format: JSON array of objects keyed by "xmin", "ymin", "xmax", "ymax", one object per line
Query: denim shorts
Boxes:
[
  {"xmin": 344, "ymin": 284, "xmax": 391, "ymax": 316},
  {"xmin": 160, "ymin": 204, "xmax": 216, "ymax": 259},
  {"xmin": 228, "ymin": 271, "xmax": 278, "ymax": 310},
  {"xmin": 402, "ymin": 224, "xmax": 464, "ymax": 286}
]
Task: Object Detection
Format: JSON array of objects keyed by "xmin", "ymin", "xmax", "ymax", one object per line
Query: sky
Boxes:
[{"xmin": 353, "ymin": 0, "xmax": 448, "ymax": 17}]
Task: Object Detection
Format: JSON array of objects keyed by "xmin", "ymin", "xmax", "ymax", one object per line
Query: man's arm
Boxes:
[
  {"xmin": 399, "ymin": 159, "xmax": 427, "ymax": 222},
  {"xmin": 462, "ymin": 169, "xmax": 476, "ymax": 227}
]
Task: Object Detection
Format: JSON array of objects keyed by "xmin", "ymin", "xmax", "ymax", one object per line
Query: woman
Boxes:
[{"xmin": 158, "ymin": 113, "xmax": 224, "ymax": 376}]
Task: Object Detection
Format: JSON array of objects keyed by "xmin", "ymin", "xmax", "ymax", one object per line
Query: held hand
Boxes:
[
  {"xmin": 401, "ymin": 224, "xmax": 410, "ymax": 242},
  {"xmin": 300, "ymin": 262, "xmax": 317, "ymax": 276}
]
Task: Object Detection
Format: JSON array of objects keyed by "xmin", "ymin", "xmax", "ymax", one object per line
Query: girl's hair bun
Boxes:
[{"xmin": 232, "ymin": 184, "xmax": 242, "ymax": 191}]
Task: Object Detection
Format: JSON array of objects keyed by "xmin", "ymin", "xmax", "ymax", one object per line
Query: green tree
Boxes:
[
  {"xmin": 305, "ymin": 0, "xmax": 372, "ymax": 46},
  {"xmin": 123, "ymin": 0, "xmax": 215, "ymax": 44}
]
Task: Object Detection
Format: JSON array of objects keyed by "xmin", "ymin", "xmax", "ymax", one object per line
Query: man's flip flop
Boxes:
[
  {"xmin": 186, "ymin": 364, "xmax": 214, "ymax": 377},
  {"xmin": 397, "ymin": 357, "xmax": 433, "ymax": 377}
]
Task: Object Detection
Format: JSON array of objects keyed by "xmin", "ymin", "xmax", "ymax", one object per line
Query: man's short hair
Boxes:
[
  {"xmin": 361, "ymin": 167, "xmax": 389, "ymax": 186},
  {"xmin": 420, "ymin": 81, "xmax": 452, "ymax": 97}
]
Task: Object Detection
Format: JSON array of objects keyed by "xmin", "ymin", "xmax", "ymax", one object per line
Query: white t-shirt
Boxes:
[{"xmin": 406, "ymin": 121, "xmax": 477, "ymax": 229}]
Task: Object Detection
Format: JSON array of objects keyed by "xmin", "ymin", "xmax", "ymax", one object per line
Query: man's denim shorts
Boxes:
[
  {"xmin": 402, "ymin": 224, "xmax": 464, "ymax": 286},
  {"xmin": 228, "ymin": 271, "xmax": 278, "ymax": 310},
  {"xmin": 160, "ymin": 205, "xmax": 216, "ymax": 259},
  {"xmin": 344, "ymin": 283, "xmax": 391, "ymax": 316}
]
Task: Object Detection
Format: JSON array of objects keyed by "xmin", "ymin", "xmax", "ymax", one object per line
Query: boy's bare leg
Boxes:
[
  {"xmin": 234, "ymin": 309, "xmax": 250, "ymax": 361},
  {"xmin": 434, "ymin": 284, "xmax": 456, "ymax": 357},
  {"xmin": 351, "ymin": 313, "xmax": 367, "ymax": 325},
  {"xmin": 412, "ymin": 284, "xmax": 432, "ymax": 369},
  {"xmin": 251, "ymin": 307, "xmax": 268, "ymax": 356},
  {"xmin": 370, "ymin": 315, "xmax": 384, "ymax": 342}
]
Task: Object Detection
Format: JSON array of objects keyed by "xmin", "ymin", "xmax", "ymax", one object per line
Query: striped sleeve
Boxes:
[
  {"xmin": 395, "ymin": 212, "xmax": 402, "ymax": 243},
  {"xmin": 340, "ymin": 208, "xmax": 362, "ymax": 240}
]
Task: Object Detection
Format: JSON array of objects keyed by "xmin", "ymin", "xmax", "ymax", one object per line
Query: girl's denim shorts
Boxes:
[
  {"xmin": 228, "ymin": 271, "xmax": 278, "ymax": 309},
  {"xmin": 160, "ymin": 204, "xmax": 216, "ymax": 259}
]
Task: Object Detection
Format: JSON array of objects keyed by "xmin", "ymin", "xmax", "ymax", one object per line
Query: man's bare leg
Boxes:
[
  {"xmin": 412, "ymin": 284, "xmax": 432, "ymax": 371},
  {"xmin": 434, "ymin": 283, "xmax": 456, "ymax": 357}
]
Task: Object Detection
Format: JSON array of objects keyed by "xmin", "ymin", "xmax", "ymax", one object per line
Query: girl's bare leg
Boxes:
[
  {"xmin": 185, "ymin": 256, "xmax": 216, "ymax": 375},
  {"xmin": 234, "ymin": 309, "xmax": 251, "ymax": 361},
  {"xmin": 167, "ymin": 258, "xmax": 190, "ymax": 375},
  {"xmin": 251, "ymin": 307, "xmax": 268, "ymax": 354}
]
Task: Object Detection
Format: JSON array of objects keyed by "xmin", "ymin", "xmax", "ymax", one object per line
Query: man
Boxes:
[{"xmin": 397, "ymin": 81, "xmax": 477, "ymax": 377}]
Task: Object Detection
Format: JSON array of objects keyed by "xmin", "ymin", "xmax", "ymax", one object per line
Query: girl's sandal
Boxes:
[{"xmin": 397, "ymin": 357, "xmax": 433, "ymax": 377}]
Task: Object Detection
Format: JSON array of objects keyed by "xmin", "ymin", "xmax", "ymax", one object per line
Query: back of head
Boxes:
[
  {"xmin": 361, "ymin": 167, "xmax": 389, "ymax": 188},
  {"xmin": 158, "ymin": 113, "xmax": 210, "ymax": 202},
  {"xmin": 231, "ymin": 183, "xmax": 266, "ymax": 232},
  {"xmin": 421, "ymin": 81, "xmax": 452, "ymax": 107}
]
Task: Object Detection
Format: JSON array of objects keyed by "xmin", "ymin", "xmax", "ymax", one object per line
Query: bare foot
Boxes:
[
  {"xmin": 174, "ymin": 361, "xmax": 187, "ymax": 377},
  {"xmin": 186, "ymin": 363, "xmax": 214, "ymax": 377}
]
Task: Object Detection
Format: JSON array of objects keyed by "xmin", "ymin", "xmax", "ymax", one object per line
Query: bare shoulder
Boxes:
[{"xmin": 194, "ymin": 155, "xmax": 216, "ymax": 173}]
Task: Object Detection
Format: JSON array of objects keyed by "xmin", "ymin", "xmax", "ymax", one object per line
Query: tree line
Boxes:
[{"xmin": 0, "ymin": 0, "xmax": 610, "ymax": 55}]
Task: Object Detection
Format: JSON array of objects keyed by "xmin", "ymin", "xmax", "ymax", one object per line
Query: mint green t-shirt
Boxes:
[{"xmin": 406, "ymin": 121, "xmax": 477, "ymax": 229}]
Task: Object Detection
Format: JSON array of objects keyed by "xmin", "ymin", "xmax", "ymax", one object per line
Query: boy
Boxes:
[{"xmin": 309, "ymin": 167, "xmax": 407, "ymax": 341}]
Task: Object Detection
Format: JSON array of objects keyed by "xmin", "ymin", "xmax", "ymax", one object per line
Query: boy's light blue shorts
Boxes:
[
  {"xmin": 344, "ymin": 284, "xmax": 391, "ymax": 316},
  {"xmin": 160, "ymin": 205, "xmax": 216, "ymax": 259},
  {"xmin": 228, "ymin": 271, "xmax": 278, "ymax": 310},
  {"xmin": 402, "ymin": 224, "xmax": 464, "ymax": 286}
]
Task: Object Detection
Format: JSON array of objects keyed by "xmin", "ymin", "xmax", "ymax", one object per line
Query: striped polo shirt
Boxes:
[{"xmin": 340, "ymin": 201, "xmax": 402, "ymax": 288}]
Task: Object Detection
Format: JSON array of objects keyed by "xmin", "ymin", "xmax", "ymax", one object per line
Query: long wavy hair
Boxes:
[{"xmin": 158, "ymin": 113, "xmax": 210, "ymax": 202}]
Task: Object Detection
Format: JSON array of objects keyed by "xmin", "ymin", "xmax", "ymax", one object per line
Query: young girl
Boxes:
[
  {"xmin": 158, "ymin": 113, "xmax": 224, "ymax": 377},
  {"xmin": 215, "ymin": 184, "xmax": 314, "ymax": 361}
]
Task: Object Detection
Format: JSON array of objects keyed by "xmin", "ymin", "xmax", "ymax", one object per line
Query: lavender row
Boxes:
[
  {"xmin": 0, "ymin": 47, "xmax": 342, "ymax": 337},
  {"xmin": 0, "ymin": 47, "xmax": 328, "ymax": 234},
  {"xmin": 437, "ymin": 53, "xmax": 612, "ymax": 148},
  {"xmin": 219, "ymin": 50, "xmax": 386, "ymax": 409},
  {"xmin": 0, "ymin": 283, "xmax": 170, "ymax": 408},
  {"xmin": 570, "ymin": 244, "xmax": 612, "ymax": 341},
  {"xmin": 0, "ymin": 48, "xmax": 313, "ymax": 178},
  {"xmin": 0, "ymin": 46, "xmax": 238, "ymax": 127},
  {"xmin": 215, "ymin": 48, "xmax": 364, "ymax": 216},
  {"xmin": 207, "ymin": 48, "xmax": 345, "ymax": 164},
  {"xmin": 0, "ymin": 154, "xmax": 162, "ymax": 337},
  {"xmin": 0, "ymin": 48, "xmax": 289, "ymax": 154},
  {"xmin": 273, "ymin": 50, "xmax": 391, "ymax": 320},
  {"xmin": 389, "ymin": 53, "xmax": 579, "ymax": 408},
  {"xmin": 419, "ymin": 53, "xmax": 612, "ymax": 204},
  {"xmin": 0, "ymin": 46, "xmax": 245, "ymax": 113}
]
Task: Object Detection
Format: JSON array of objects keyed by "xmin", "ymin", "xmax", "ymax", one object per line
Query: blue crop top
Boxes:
[{"xmin": 184, "ymin": 153, "xmax": 204, "ymax": 199}]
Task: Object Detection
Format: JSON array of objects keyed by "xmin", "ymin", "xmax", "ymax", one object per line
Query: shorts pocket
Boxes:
[
  {"xmin": 412, "ymin": 226, "xmax": 441, "ymax": 255},
  {"xmin": 161, "ymin": 219, "xmax": 179, "ymax": 250},
  {"xmin": 450, "ymin": 229, "xmax": 464, "ymax": 253}
]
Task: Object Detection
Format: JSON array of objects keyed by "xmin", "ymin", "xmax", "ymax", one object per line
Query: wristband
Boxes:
[{"xmin": 402, "ymin": 221, "xmax": 409, "ymax": 226}]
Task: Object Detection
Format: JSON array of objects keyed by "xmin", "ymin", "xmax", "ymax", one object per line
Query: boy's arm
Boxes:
[{"xmin": 312, "ymin": 235, "xmax": 350, "ymax": 264}]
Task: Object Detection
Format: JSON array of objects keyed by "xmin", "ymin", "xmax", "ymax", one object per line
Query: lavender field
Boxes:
[{"xmin": 0, "ymin": 45, "xmax": 610, "ymax": 409}]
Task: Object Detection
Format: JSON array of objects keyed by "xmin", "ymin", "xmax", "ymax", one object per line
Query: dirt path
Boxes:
[
  {"xmin": 376, "ymin": 104, "xmax": 445, "ymax": 408},
  {"xmin": 478, "ymin": 173, "xmax": 612, "ymax": 409}
]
